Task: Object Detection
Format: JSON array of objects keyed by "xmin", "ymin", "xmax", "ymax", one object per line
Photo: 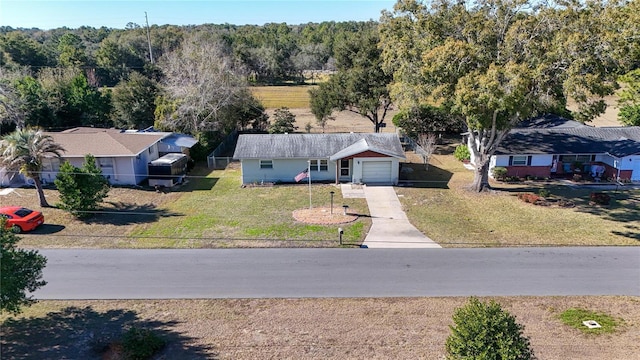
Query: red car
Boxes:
[{"xmin": 0, "ymin": 206, "xmax": 45, "ymax": 233}]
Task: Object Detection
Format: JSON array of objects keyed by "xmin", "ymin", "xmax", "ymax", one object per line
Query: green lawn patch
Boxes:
[
  {"xmin": 559, "ymin": 308, "xmax": 622, "ymax": 334},
  {"xmin": 128, "ymin": 165, "xmax": 370, "ymax": 247}
]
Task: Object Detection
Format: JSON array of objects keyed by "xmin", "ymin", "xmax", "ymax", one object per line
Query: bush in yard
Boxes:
[
  {"xmin": 590, "ymin": 192, "xmax": 611, "ymax": 205},
  {"xmin": 517, "ymin": 193, "xmax": 540, "ymax": 204},
  {"xmin": 492, "ymin": 167, "xmax": 508, "ymax": 181},
  {"xmin": 122, "ymin": 326, "xmax": 166, "ymax": 360},
  {"xmin": 55, "ymin": 154, "xmax": 110, "ymax": 218},
  {"xmin": 454, "ymin": 144, "xmax": 470, "ymax": 162},
  {"xmin": 446, "ymin": 297, "xmax": 535, "ymax": 360},
  {"xmin": 538, "ymin": 188, "xmax": 550, "ymax": 198}
]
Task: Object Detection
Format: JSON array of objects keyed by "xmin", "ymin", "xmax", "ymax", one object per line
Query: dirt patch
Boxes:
[
  {"xmin": 276, "ymin": 108, "xmax": 399, "ymax": 134},
  {"xmin": 292, "ymin": 206, "xmax": 358, "ymax": 224},
  {"xmin": 2, "ymin": 296, "xmax": 638, "ymax": 359}
]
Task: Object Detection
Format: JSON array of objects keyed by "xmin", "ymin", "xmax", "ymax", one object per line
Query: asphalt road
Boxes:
[{"xmin": 34, "ymin": 247, "xmax": 640, "ymax": 299}]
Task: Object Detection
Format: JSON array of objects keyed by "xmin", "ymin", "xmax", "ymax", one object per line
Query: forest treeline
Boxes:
[
  {"xmin": 0, "ymin": 21, "xmax": 376, "ymax": 157},
  {"xmin": 0, "ymin": 21, "xmax": 375, "ymax": 86}
]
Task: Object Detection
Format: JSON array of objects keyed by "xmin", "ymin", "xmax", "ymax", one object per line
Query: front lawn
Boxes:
[
  {"xmin": 396, "ymin": 153, "xmax": 640, "ymax": 247},
  {"xmin": 129, "ymin": 164, "xmax": 369, "ymax": 247},
  {"xmin": 11, "ymin": 163, "xmax": 369, "ymax": 248}
]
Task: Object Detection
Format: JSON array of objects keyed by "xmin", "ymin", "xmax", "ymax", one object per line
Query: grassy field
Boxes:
[
  {"xmin": 250, "ymin": 85, "xmax": 315, "ymax": 109},
  {"xmin": 398, "ymin": 148, "xmax": 640, "ymax": 247},
  {"xmin": 2, "ymin": 296, "xmax": 638, "ymax": 359}
]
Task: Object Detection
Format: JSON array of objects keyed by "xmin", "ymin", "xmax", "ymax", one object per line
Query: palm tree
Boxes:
[{"xmin": 0, "ymin": 128, "xmax": 65, "ymax": 207}]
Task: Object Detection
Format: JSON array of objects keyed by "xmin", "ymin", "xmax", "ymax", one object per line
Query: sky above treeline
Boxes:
[{"xmin": 0, "ymin": 0, "xmax": 397, "ymax": 30}]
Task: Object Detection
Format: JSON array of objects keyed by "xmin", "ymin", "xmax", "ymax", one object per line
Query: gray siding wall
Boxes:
[{"xmin": 241, "ymin": 158, "xmax": 337, "ymax": 184}]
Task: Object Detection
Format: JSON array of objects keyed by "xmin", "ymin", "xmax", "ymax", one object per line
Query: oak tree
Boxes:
[
  {"xmin": 309, "ymin": 28, "xmax": 392, "ymax": 133},
  {"xmin": 380, "ymin": 0, "xmax": 628, "ymax": 191}
]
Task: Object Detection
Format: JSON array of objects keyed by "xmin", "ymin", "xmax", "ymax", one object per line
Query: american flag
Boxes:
[{"xmin": 294, "ymin": 169, "xmax": 308, "ymax": 182}]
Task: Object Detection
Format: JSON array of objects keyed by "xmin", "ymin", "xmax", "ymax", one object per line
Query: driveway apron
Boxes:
[{"xmin": 361, "ymin": 186, "xmax": 441, "ymax": 248}]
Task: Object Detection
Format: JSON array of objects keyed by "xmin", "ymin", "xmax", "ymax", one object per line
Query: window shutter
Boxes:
[
  {"xmin": 509, "ymin": 156, "xmax": 513, "ymax": 166},
  {"xmin": 527, "ymin": 156, "xmax": 532, "ymax": 166}
]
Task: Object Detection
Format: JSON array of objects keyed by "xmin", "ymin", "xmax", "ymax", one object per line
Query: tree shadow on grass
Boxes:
[
  {"xmin": 81, "ymin": 202, "xmax": 183, "ymax": 226},
  {"xmin": 577, "ymin": 191, "xmax": 640, "ymax": 241},
  {"xmin": 495, "ymin": 185, "xmax": 640, "ymax": 241},
  {"xmin": 398, "ymin": 163, "xmax": 452, "ymax": 189},
  {"xmin": 1, "ymin": 306, "xmax": 215, "ymax": 359},
  {"xmin": 179, "ymin": 177, "xmax": 219, "ymax": 192}
]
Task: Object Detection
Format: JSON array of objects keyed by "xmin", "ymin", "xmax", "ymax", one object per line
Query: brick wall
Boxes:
[{"xmin": 505, "ymin": 166, "xmax": 551, "ymax": 178}]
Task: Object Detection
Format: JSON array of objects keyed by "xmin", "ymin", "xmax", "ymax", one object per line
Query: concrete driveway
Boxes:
[{"xmin": 357, "ymin": 185, "xmax": 441, "ymax": 248}]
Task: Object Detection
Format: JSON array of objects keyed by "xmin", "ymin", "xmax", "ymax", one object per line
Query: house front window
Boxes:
[
  {"xmin": 310, "ymin": 159, "xmax": 328, "ymax": 171},
  {"xmin": 98, "ymin": 157, "xmax": 113, "ymax": 168},
  {"xmin": 260, "ymin": 160, "xmax": 273, "ymax": 169},
  {"xmin": 511, "ymin": 155, "xmax": 528, "ymax": 166},
  {"xmin": 560, "ymin": 154, "xmax": 594, "ymax": 164}
]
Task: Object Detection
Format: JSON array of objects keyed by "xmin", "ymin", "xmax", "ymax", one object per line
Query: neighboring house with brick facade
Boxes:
[{"xmin": 476, "ymin": 115, "xmax": 640, "ymax": 182}]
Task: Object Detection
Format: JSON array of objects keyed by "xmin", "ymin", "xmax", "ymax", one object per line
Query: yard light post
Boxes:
[
  {"xmin": 342, "ymin": 205, "xmax": 349, "ymax": 216},
  {"xmin": 307, "ymin": 160, "xmax": 312, "ymax": 209},
  {"xmin": 330, "ymin": 191, "xmax": 335, "ymax": 214}
]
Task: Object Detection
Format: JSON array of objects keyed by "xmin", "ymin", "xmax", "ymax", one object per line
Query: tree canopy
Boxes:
[
  {"xmin": 0, "ymin": 224, "xmax": 47, "ymax": 314},
  {"xmin": 157, "ymin": 33, "xmax": 256, "ymax": 135},
  {"xmin": 618, "ymin": 69, "xmax": 640, "ymax": 126},
  {"xmin": 380, "ymin": 0, "xmax": 633, "ymax": 191},
  {"xmin": 268, "ymin": 107, "xmax": 297, "ymax": 134},
  {"xmin": 309, "ymin": 27, "xmax": 393, "ymax": 132}
]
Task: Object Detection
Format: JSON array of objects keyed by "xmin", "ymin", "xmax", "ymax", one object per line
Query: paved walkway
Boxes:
[{"xmin": 341, "ymin": 184, "xmax": 441, "ymax": 248}]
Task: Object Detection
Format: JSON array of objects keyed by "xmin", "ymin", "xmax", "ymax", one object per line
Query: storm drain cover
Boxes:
[{"xmin": 582, "ymin": 320, "xmax": 601, "ymax": 329}]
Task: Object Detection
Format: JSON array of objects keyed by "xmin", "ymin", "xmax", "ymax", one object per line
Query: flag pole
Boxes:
[{"xmin": 308, "ymin": 160, "xmax": 312, "ymax": 209}]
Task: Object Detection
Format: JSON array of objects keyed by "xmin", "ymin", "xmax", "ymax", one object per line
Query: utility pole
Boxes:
[{"xmin": 145, "ymin": 11, "xmax": 154, "ymax": 64}]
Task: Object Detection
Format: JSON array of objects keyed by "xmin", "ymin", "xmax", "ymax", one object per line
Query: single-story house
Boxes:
[
  {"xmin": 1, "ymin": 127, "xmax": 197, "ymax": 187},
  {"xmin": 233, "ymin": 133, "xmax": 406, "ymax": 185},
  {"xmin": 477, "ymin": 114, "xmax": 640, "ymax": 181}
]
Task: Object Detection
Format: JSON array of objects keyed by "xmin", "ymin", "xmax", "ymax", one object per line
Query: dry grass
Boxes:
[
  {"xmin": 2, "ymin": 296, "xmax": 638, "ymax": 359},
  {"xmin": 397, "ymin": 149, "xmax": 640, "ymax": 247},
  {"xmin": 276, "ymin": 107, "xmax": 399, "ymax": 134},
  {"xmin": 250, "ymin": 86, "xmax": 315, "ymax": 109}
]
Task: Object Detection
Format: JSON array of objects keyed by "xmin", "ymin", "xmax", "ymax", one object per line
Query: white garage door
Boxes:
[
  {"xmin": 632, "ymin": 159, "xmax": 640, "ymax": 181},
  {"xmin": 362, "ymin": 160, "xmax": 392, "ymax": 184}
]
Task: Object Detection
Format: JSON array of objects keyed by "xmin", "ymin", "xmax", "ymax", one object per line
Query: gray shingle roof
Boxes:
[
  {"xmin": 233, "ymin": 133, "xmax": 405, "ymax": 160},
  {"xmin": 496, "ymin": 125, "xmax": 640, "ymax": 157}
]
